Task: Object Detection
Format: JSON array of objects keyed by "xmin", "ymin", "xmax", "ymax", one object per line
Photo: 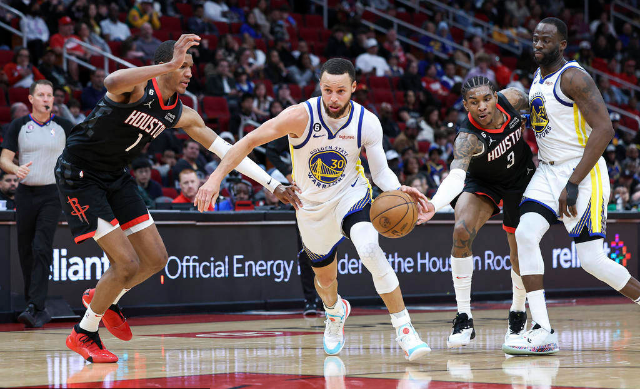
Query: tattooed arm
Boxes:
[
  {"xmin": 557, "ymin": 68, "xmax": 614, "ymax": 217},
  {"xmin": 500, "ymin": 87, "xmax": 529, "ymax": 111},
  {"xmin": 418, "ymin": 132, "xmax": 483, "ymax": 224}
]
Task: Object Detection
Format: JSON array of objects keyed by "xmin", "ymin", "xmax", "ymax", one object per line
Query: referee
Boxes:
[{"xmin": 0, "ymin": 80, "xmax": 73, "ymax": 327}]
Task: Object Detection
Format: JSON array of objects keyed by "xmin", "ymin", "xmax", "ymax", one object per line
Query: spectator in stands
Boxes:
[
  {"xmin": 616, "ymin": 160, "xmax": 640, "ymax": 204},
  {"xmin": 292, "ymin": 40, "xmax": 320, "ymax": 68},
  {"xmin": 253, "ymin": 82, "xmax": 273, "ymax": 121},
  {"xmin": 356, "ymin": 38, "xmax": 390, "ymax": 77},
  {"xmin": 204, "ymin": 0, "xmax": 230, "ymax": 23},
  {"xmin": 50, "ymin": 16, "xmax": 85, "ymax": 85},
  {"xmin": 417, "ymin": 106, "xmax": 439, "ymax": 143},
  {"xmin": 276, "ymin": 84, "xmax": 298, "ymax": 108},
  {"xmin": 426, "ymin": 147, "xmax": 446, "ymax": 186},
  {"xmin": 398, "ymin": 90, "xmax": 422, "ymax": 123},
  {"xmin": 67, "ymin": 98, "xmax": 86, "ymax": 125},
  {"xmin": 187, "ymin": 3, "xmax": 219, "ymax": 35},
  {"xmin": 20, "ymin": 2, "xmax": 49, "ymax": 61},
  {"xmin": 264, "ymin": 50, "xmax": 291, "ymax": 85},
  {"xmin": 624, "ymin": 144, "xmax": 640, "ymax": 168},
  {"xmin": 252, "ymin": 0, "xmax": 272, "ymax": 40},
  {"xmin": 606, "ymin": 144, "xmax": 622, "ymax": 182},
  {"xmin": 379, "ymin": 102, "xmax": 400, "ymax": 138},
  {"xmin": 230, "ymin": 93, "xmax": 258, "ymax": 139},
  {"xmin": 401, "ymin": 156, "xmax": 422, "ymax": 184},
  {"xmin": 269, "ymin": 8, "xmax": 289, "ymax": 42},
  {"xmin": 593, "ymin": 34, "xmax": 613, "ymax": 60},
  {"xmin": 440, "ymin": 61, "xmax": 463, "ymax": 91},
  {"xmin": 352, "ymin": 84, "xmax": 377, "ymax": 115},
  {"xmin": 388, "ymin": 55, "xmax": 404, "ymax": 77},
  {"xmin": 464, "ymin": 53, "xmax": 496, "ymax": 84},
  {"xmin": 610, "ymin": 185, "xmax": 633, "ymax": 211},
  {"xmin": 1, "ymin": 103, "xmax": 29, "ymax": 138},
  {"xmin": 173, "ymin": 140, "xmax": 207, "ymax": 183},
  {"xmin": 598, "ymin": 76, "xmax": 624, "ymax": 106},
  {"xmin": 590, "ymin": 11, "xmax": 616, "ymax": 38},
  {"xmin": 272, "ymin": 40, "xmax": 295, "ymax": 68},
  {"xmin": 235, "ymin": 47, "xmax": 261, "ymax": 79},
  {"xmin": 399, "ymin": 61, "xmax": 423, "ymax": 93},
  {"xmin": 269, "ymin": 99, "xmax": 284, "ymax": 119},
  {"xmin": 240, "ymin": 11, "xmax": 262, "ymax": 39},
  {"xmin": 205, "ymin": 59, "xmax": 238, "ymax": 98},
  {"xmin": 325, "ymin": 26, "xmax": 351, "ymax": 59},
  {"xmin": 224, "ymin": 180, "xmax": 254, "ymax": 210},
  {"xmin": 76, "ymin": 21, "xmax": 110, "ymax": 54},
  {"xmin": 422, "ymin": 64, "xmax": 448, "ymax": 98},
  {"xmin": 620, "ymin": 59, "xmax": 638, "ymax": 86},
  {"xmin": 85, "ymin": 3, "xmax": 102, "ymax": 36},
  {"xmin": 407, "ymin": 174, "xmax": 428, "ymax": 196},
  {"xmin": 574, "ymin": 41, "xmax": 593, "ymax": 67},
  {"xmin": 154, "ymin": 149, "xmax": 177, "ymax": 183},
  {"xmin": 37, "ymin": 49, "xmax": 68, "ymax": 90},
  {"xmin": 4, "ymin": 47, "xmax": 45, "ymax": 88},
  {"xmin": 51, "ymin": 88, "xmax": 75, "ymax": 123},
  {"xmin": 393, "ymin": 120, "xmax": 420, "ymax": 154},
  {"xmin": 136, "ymin": 22, "xmax": 162, "ymax": 62},
  {"xmin": 242, "ymin": 35, "xmax": 267, "ymax": 66},
  {"xmin": 121, "ymin": 36, "xmax": 146, "ymax": 60},
  {"xmin": 172, "ymin": 169, "xmax": 214, "ymax": 210},
  {"xmin": 381, "ymin": 29, "xmax": 414, "ymax": 68},
  {"xmin": 100, "ymin": 3, "xmax": 131, "ymax": 42},
  {"xmin": 289, "ymin": 53, "xmax": 316, "ymax": 87},
  {"xmin": 80, "ymin": 68, "xmax": 106, "ymax": 110},
  {"xmin": 132, "ymin": 157, "xmax": 163, "ymax": 201},
  {"xmin": 128, "ymin": 1, "xmax": 161, "ymax": 29},
  {"xmin": 0, "ymin": 171, "xmax": 17, "ymax": 210}
]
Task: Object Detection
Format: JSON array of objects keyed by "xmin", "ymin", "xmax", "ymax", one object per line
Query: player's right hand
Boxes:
[
  {"xmin": 16, "ymin": 161, "xmax": 32, "ymax": 180},
  {"xmin": 416, "ymin": 201, "xmax": 436, "ymax": 225},
  {"xmin": 170, "ymin": 34, "xmax": 201, "ymax": 70},
  {"xmin": 194, "ymin": 177, "xmax": 220, "ymax": 212},
  {"xmin": 273, "ymin": 183, "xmax": 302, "ymax": 210}
]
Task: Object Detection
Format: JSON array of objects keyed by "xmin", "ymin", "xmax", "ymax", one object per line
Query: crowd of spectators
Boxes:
[{"xmin": 0, "ymin": 0, "xmax": 639, "ymax": 212}]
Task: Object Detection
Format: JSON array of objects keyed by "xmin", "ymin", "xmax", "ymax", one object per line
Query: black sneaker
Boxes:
[
  {"xmin": 506, "ymin": 311, "xmax": 527, "ymax": 341},
  {"xmin": 17, "ymin": 304, "xmax": 37, "ymax": 327},
  {"xmin": 447, "ymin": 312, "xmax": 475, "ymax": 348},
  {"xmin": 33, "ymin": 308, "xmax": 52, "ymax": 328},
  {"xmin": 303, "ymin": 300, "xmax": 317, "ymax": 316}
]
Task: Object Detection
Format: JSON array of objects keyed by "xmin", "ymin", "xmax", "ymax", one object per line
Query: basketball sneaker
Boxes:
[
  {"xmin": 82, "ymin": 289, "xmax": 132, "ymax": 341},
  {"xmin": 395, "ymin": 323, "xmax": 431, "ymax": 361},
  {"xmin": 447, "ymin": 312, "xmax": 475, "ymax": 348},
  {"xmin": 323, "ymin": 298, "xmax": 351, "ymax": 355},
  {"xmin": 505, "ymin": 311, "xmax": 527, "ymax": 342},
  {"xmin": 66, "ymin": 324, "xmax": 118, "ymax": 363},
  {"xmin": 17, "ymin": 303, "xmax": 37, "ymax": 327},
  {"xmin": 502, "ymin": 322, "xmax": 559, "ymax": 355}
]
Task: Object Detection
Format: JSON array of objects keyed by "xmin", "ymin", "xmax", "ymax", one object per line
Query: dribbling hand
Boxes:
[
  {"xmin": 194, "ymin": 178, "xmax": 220, "ymax": 212},
  {"xmin": 170, "ymin": 34, "xmax": 201, "ymax": 70},
  {"xmin": 399, "ymin": 185, "xmax": 431, "ymax": 224},
  {"xmin": 273, "ymin": 183, "xmax": 303, "ymax": 210}
]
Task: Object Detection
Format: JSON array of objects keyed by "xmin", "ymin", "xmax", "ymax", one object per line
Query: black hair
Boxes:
[
  {"xmin": 539, "ymin": 17, "xmax": 568, "ymax": 42},
  {"xmin": 461, "ymin": 76, "xmax": 495, "ymax": 100},
  {"xmin": 154, "ymin": 40, "xmax": 176, "ymax": 65},
  {"xmin": 67, "ymin": 98, "xmax": 81, "ymax": 109},
  {"xmin": 319, "ymin": 58, "xmax": 355, "ymax": 82},
  {"xmin": 131, "ymin": 157, "xmax": 151, "ymax": 171},
  {"xmin": 240, "ymin": 93, "xmax": 254, "ymax": 103}
]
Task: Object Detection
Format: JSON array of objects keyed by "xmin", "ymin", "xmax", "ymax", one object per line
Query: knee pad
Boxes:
[
  {"xmin": 349, "ymin": 222, "xmax": 399, "ymax": 294},
  {"xmin": 576, "ymin": 239, "xmax": 631, "ymax": 291},
  {"xmin": 515, "ymin": 212, "xmax": 550, "ymax": 276}
]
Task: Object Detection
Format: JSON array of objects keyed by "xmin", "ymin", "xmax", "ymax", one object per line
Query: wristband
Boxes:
[{"xmin": 565, "ymin": 181, "xmax": 579, "ymax": 206}]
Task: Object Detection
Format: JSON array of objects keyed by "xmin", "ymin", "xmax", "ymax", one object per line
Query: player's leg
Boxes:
[
  {"xmin": 124, "ymin": 222, "xmax": 168, "ymax": 287},
  {"xmin": 343, "ymin": 207, "xmax": 430, "ymax": 360},
  {"xmin": 447, "ymin": 192, "xmax": 495, "ymax": 347}
]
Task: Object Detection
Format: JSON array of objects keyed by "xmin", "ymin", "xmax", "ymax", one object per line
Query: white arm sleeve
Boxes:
[
  {"xmin": 429, "ymin": 168, "xmax": 466, "ymax": 211},
  {"xmin": 363, "ymin": 115, "xmax": 401, "ymax": 192},
  {"xmin": 209, "ymin": 137, "xmax": 280, "ymax": 193}
]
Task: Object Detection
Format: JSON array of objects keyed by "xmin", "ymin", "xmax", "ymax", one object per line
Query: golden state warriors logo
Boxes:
[
  {"xmin": 309, "ymin": 149, "xmax": 347, "ymax": 185},
  {"xmin": 530, "ymin": 94, "xmax": 551, "ymax": 137}
]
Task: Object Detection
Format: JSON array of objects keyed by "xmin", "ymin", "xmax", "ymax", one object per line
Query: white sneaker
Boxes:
[
  {"xmin": 447, "ymin": 312, "xmax": 475, "ymax": 348},
  {"xmin": 395, "ymin": 323, "xmax": 431, "ymax": 361},
  {"xmin": 504, "ymin": 311, "xmax": 527, "ymax": 343},
  {"xmin": 323, "ymin": 299, "xmax": 351, "ymax": 355},
  {"xmin": 502, "ymin": 322, "xmax": 559, "ymax": 355}
]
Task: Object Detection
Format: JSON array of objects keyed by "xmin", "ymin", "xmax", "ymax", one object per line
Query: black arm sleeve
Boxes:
[
  {"xmin": 265, "ymin": 136, "xmax": 292, "ymax": 176},
  {"xmin": 1, "ymin": 118, "xmax": 24, "ymax": 152}
]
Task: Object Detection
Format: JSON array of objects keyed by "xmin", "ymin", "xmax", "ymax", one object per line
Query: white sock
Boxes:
[
  {"xmin": 390, "ymin": 309, "xmax": 410, "ymax": 328},
  {"xmin": 79, "ymin": 305, "xmax": 103, "ymax": 333},
  {"xmin": 527, "ymin": 289, "xmax": 551, "ymax": 332},
  {"xmin": 634, "ymin": 296, "xmax": 640, "ymax": 305},
  {"xmin": 113, "ymin": 289, "xmax": 129, "ymax": 305},
  {"xmin": 510, "ymin": 270, "xmax": 527, "ymax": 312},
  {"xmin": 324, "ymin": 295, "xmax": 344, "ymax": 316},
  {"xmin": 451, "ymin": 256, "xmax": 473, "ymax": 318}
]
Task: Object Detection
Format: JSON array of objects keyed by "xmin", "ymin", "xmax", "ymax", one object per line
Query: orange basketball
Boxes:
[{"xmin": 370, "ymin": 190, "xmax": 417, "ymax": 238}]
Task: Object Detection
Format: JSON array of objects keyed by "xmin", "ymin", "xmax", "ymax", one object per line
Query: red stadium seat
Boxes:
[
  {"xmin": 394, "ymin": 91, "xmax": 404, "ymax": 105},
  {"xmin": 303, "ymin": 83, "xmax": 317, "ymax": 99},
  {"xmin": 313, "ymin": 42, "xmax": 326, "ymax": 56},
  {"xmin": 418, "ymin": 141, "xmax": 431, "ymax": 154},
  {"xmin": 501, "ymin": 56, "xmax": 518, "ymax": 70},
  {"xmin": 201, "ymin": 34, "xmax": 219, "ymax": 50},
  {"xmin": 369, "ymin": 76, "xmax": 391, "ymax": 90},
  {"xmin": 371, "ymin": 89, "xmax": 394, "ymax": 104},
  {"xmin": 0, "ymin": 50, "xmax": 13, "ymax": 67},
  {"xmin": 398, "ymin": 122, "xmax": 406, "ymax": 133},
  {"xmin": 414, "ymin": 14, "xmax": 429, "ymax": 28},
  {"xmin": 160, "ymin": 16, "xmax": 182, "ymax": 32},
  {"xmin": 151, "ymin": 168, "xmax": 162, "ymax": 184},
  {"xmin": 450, "ymin": 27, "xmax": 464, "ymax": 43},
  {"xmin": 299, "ymin": 28, "xmax": 319, "ymax": 42},
  {"xmin": 290, "ymin": 13, "xmax": 304, "ymax": 27},
  {"xmin": 175, "ymin": 3, "xmax": 193, "ymax": 18},
  {"xmin": 179, "ymin": 95, "xmax": 195, "ymax": 109},
  {"xmin": 396, "ymin": 12, "xmax": 412, "ymax": 25},
  {"xmin": 320, "ymin": 29, "xmax": 332, "ymax": 42},
  {"xmin": 8, "ymin": 88, "xmax": 29, "ymax": 106},
  {"xmin": 213, "ymin": 22, "xmax": 229, "ymax": 35},
  {"xmin": 361, "ymin": 10, "xmax": 378, "ymax": 22},
  {"xmin": 107, "ymin": 41, "xmax": 122, "ymax": 56},
  {"xmin": 288, "ymin": 84, "xmax": 302, "ymax": 101},
  {"xmin": 0, "ymin": 89, "xmax": 6, "ymax": 106},
  {"xmin": 0, "ymin": 106, "xmax": 11, "ymax": 125},
  {"xmin": 153, "ymin": 30, "xmax": 172, "ymax": 42},
  {"xmin": 230, "ymin": 22, "xmax": 242, "ymax": 34},
  {"xmin": 201, "ymin": 96, "xmax": 230, "ymax": 131},
  {"xmin": 304, "ymin": 14, "xmax": 324, "ymax": 28},
  {"xmin": 161, "ymin": 187, "xmax": 178, "ymax": 199},
  {"xmin": 126, "ymin": 58, "xmax": 144, "ymax": 67},
  {"xmin": 255, "ymin": 38, "xmax": 267, "ymax": 52}
]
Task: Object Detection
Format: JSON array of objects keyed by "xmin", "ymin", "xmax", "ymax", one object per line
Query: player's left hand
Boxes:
[
  {"xmin": 194, "ymin": 178, "xmax": 220, "ymax": 212},
  {"xmin": 558, "ymin": 181, "xmax": 579, "ymax": 218},
  {"xmin": 273, "ymin": 183, "xmax": 303, "ymax": 210},
  {"xmin": 399, "ymin": 185, "xmax": 429, "ymax": 217}
]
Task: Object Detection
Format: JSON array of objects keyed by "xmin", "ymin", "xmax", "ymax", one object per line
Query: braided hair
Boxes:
[{"xmin": 461, "ymin": 76, "xmax": 495, "ymax": 101}]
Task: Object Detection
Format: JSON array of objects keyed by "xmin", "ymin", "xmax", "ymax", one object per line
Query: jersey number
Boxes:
[
  {"xmin": 507, "ymin": 151, "xmax": 515, "ymax": 169},
  {"xmin": 125, "ymin": 134, "xmax": 143, "ymax": 152},
  {"xmin": 331, "ymin": 159, "xmax": 345, "ymax": 169}
]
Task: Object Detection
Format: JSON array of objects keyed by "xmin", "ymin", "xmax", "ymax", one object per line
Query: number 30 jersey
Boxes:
[
  {"xmin": 457, "ymin": 92, "xmax": 532, "ymax": 186},
  {"xmin": 288, "ymin": 97, "xmax": 375, "ymax": 205},
  {"xmin": 64, "ymin": 78, "xmax": 183, "ymax": 172}
]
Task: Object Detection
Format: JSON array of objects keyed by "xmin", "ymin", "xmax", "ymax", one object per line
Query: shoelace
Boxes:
[
  {"xmin": 452, "ymin": 314, "xmax": 471, "ymax": 334},
  {"xmin": 509, "ymin": 313, "xmax": 526, "ymax": 334},
  {"xmin": 78, "ymin": 332, "xmax": 104, "ymax": 350},
  {"xmin": 324, "ymin": 315, "xmax": 343, "ymax": 336}
]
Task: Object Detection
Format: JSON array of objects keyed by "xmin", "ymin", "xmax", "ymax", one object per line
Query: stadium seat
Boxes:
[
  {"xmin": 418, "ymin": 141, "xmax": 431, "ymax": 154},
  {"xmin": 175, "ymin": 3, "xmax": 193, "ymax": 18},
  {"xmin": 255, "ymin": 38, "xmax": 267, "ymax": 53},
  {"xmin": 320, "ymin": 29, "xmax": 332, "ymax": 42},
  {"xmin": 160, "ymin": 16, "xmax": 182, "ymax": 32},
  {"xmin": 153, "ymin": 30, "xmax": 172, "ymax": 42},
  {"xmin": 313, "ymin": 42, "xmax": 326, "ymax": 56},
  {"xmin": 303, "ymin": 83, "xmax": 317, "ymax": 99},
  {"xmin": 290, "ymin": 13, "xmax": 303, "ymax": 27},
  {"xmin": 0, "ymin": 50, "xmax": 12, "ymax": 67},
  {"xmin": 179, "ymin": 95, "xmax": 194, "ymax": 109},
  {"xmin": 213, "ymin": 22, "xmax": 229, "ymax": 35},
  {"xmin": 414, "ymin": 14, "xmax": 429, "ymax": 28},
  {"xmin": 288, "ymin": 84, "xmax": 302, "ymax": 101},
  {"xmin": 0, "ymin": 90, "xmax": 6, "ymax": 106},
  {"xmin": 396, "ymin": 12, "xmax": 412, "ymax": 25},
  {"xmin": 0, "ymin": 106, "xmax": 11, "ymax": 125},
  {"xmin": 372, "ymin": 89, "xmax": 394, "ymax": 104},
  {"xmin": 107, "ymin": 41, "xmax": 122, "ymax": 56},
  {"xmin": 369, "ymin": 76, "xmax": 392, "ymax": 90},
  {"xmin": 304, "ymin": 14, "xmax": 323, "ymax": 28},
  {"xmin": 257, "ymin": 79, "xmax": 274, "ymax": 97},
  {"xmin": 201, "ymin": 96, "xmax": 230, "ymax": 131},
  {"xmin": 161, "ymin": 187, "xmax": 178, "ymax": 199},
  {"xmin": 299, "ymin": 28, "xmax": 319, "ymax": 43},
  {"xmin": 394, "ymin": 91, "xmax": 405, "ymax": 105},
  {"xmin": 450, "ymin": 27, "xmax": 464, "ymax": 43},
  {"xmin": 230, "ymin": 22, "xmax": 242, "ymax": 34},
  {"xmin": 201, "ymin": 34, "xmax": 219, "ymax": 50},
  {"xmin": 90, "ymin": 56, "xmax": 117, "ymax": 73},
  {"xmin": 8, "ymin": 88, "xmax": 29, "ymax": 106}
]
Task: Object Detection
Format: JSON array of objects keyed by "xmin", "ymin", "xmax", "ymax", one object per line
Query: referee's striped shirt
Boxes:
[{"xmin": 1, "ymin": 114, "xmax": 73, "ymax": 186}]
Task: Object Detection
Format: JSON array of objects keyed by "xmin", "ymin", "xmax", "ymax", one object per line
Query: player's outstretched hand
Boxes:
[
  {"xmin": 16, "ymin": 161, "xmax": 32, "ymax": 180},
  {"xmin": 194, "ymin": 178, "xmax": 220, "ymax": 212},
  {"xmin": 273, "ymin": 183, "xmax": 303, "ymax": 210},
  {"xmin": 170, "ymin": 34, "xmax": 200, "ymax": 70}
]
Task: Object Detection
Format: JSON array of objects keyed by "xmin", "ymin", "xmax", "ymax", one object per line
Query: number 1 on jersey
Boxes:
[{"xmin": 125, "ymin": 134, "xmax": 143, "ymax": 152}]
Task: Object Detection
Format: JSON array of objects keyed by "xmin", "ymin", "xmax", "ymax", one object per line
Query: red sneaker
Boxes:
[
  {"xmin": 82, "ymin": 289, "xmax": 132, "ymax": 341},
  {"xmin": 66, "ymin": 324, "xmax": 118, "ymax": 363}
]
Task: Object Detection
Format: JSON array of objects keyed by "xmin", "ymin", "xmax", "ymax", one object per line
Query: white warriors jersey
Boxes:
[
  {"xmin": 288, "ymin": 97, "xmax": 372, "ymax": 204},
  {"xmin": 529, "ymin": 60, "xmax": 592, "ymax": 163}
]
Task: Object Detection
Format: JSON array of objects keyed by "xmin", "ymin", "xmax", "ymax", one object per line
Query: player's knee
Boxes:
[
  {"xmin": 452, "ymin": 222, "xmax": 474, "ymax": 244},
  {"xmin": 315, "ymin": 274, "xmax": 336, "ymax": 289},
  {"xmin": 514, "ymin": 224, "xmax": 533, "ymax": 248},
  {"xmin": 115, "ymin": 257, "xmax": 140, "ymax": 283},
  {"xmin": 151, "ymin": 248, "xmax": 169, "ymax": 272},
  {"xmin": 357, "ymin": 242, "xmax": 398, "ymax": 294}
]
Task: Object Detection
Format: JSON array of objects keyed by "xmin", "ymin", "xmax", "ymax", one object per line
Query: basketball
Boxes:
[{"xmin": 370, "ymin": 190, "xmax": 417, "ymax": 238}]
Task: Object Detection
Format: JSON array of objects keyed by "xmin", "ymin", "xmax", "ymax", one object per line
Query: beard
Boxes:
[
  {"xmin": 322, "ymin": 98, "xmax": 350, "ymax": 119},
  {"xmin": 534, "ymin": 46, "xmax": 561, "ymax": 66}
]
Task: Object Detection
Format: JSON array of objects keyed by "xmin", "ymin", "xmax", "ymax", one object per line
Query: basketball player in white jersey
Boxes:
[
  {"xmin": 502, "ymin": 18, "xmax": 640, "ymax": 355},
  {"xmin": 196, "ymin": 58, "xmax": 431, "ymax": 361}
]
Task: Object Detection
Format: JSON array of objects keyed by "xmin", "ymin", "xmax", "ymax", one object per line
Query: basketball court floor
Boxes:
[{"xmin": 0, "ymin": 296, "xmax": 638, "ymax": 388}]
